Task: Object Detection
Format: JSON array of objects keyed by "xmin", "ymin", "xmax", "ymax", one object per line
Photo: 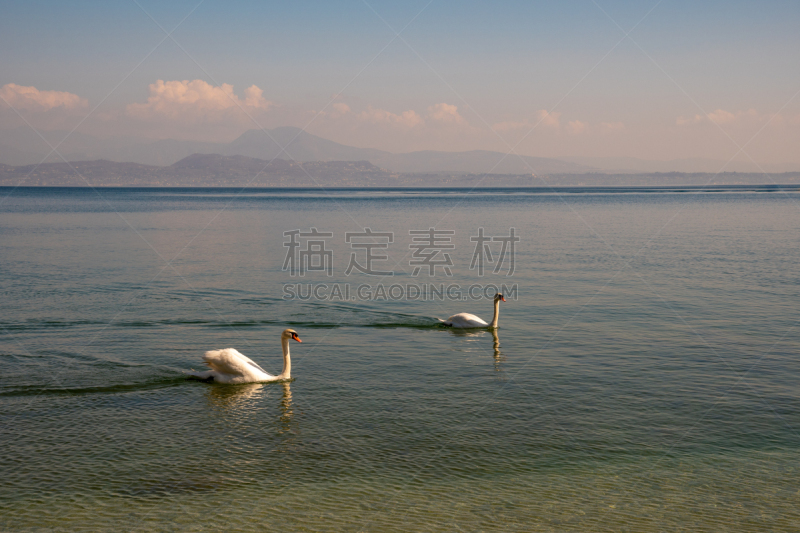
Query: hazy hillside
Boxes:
[
  {"xmin": 0, "ymin": 129, "xmax": 99, "ymax": 165},
  {"xmin": 223, "ymin": 127, "xmax": 390, "ymax": 162},
  {"xmin": 372, "ymin": 149, "xmax": 592, "ymax": 175},
  {"xmin": 0, "ymin": 127, "xmax": 224, "ymax": 167},
  {"xmin": 2, "ymin": 154, "xmax": 799, "ymax": 188},
  {"xmin": 0, "ymin": 127, "xmax": 589, "ymax": 174},
  {"xmin": 3, "ymin": 126, "xmax": 796, "ymax": 175},
  {"xmin": 0, "ymin": 143, "xmax": 46, "ymax": 166},
  {"xmin": 0, "ymin": 155, "xmax": 395, "ymax": 187},
  {"xmin": 561, "ymin": 156, "xmax": 798, "ymax": 174}
]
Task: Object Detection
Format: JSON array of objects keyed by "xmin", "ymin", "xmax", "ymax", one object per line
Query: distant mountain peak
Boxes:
[{"xmin": 226, "ymin": 127, "xmax": 389, "ymax": 162}]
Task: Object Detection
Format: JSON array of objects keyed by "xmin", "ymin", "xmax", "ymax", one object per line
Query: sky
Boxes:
[{"xmin": 1, "ymin": 0, "xmax": 799, "ymax": 165}]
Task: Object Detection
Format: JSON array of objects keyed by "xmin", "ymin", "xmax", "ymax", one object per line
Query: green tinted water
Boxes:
[{"xmin": 1, "ymin": 187, "xmax": 799, "ymax": 531}]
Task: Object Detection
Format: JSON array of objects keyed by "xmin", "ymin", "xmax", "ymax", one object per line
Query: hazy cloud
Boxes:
[
  {"xmin": 315, "ymin": 102, "xmax": 351, "ymax": 119},
  {"xmin": 332, "ymin": 102, "xmax": 351, "ymax": 115},
  {"xmin": 707, "ymin": 109, "xmax": 737, "ymax": 124},
  {"xmin": 358, "ymin": 105, "xmax": 423, "ymax": 128},
  {"xmin": 600, "ymin": 121, "xmax": 625, "ymax": 132},
  {"xmin": 492, "ymin": 110, "xmax": 562, "ymax": 132},
  {"xmin": 243, "ymin": 85, "xmax": 270, "ymax": 109},
  {"xmin": 0, "ymin": 83, "xmax": 87, "ymax": 111},
  {"xmin": 567, "ymin": 120, "xmax": 587, "ymax": 134},
  {"xmin": 677, "ymin": 108, "xmax": 776, "ymax": 126},
  {"xmin": 676, "ymin": 114, "xmax": 703, "ymax": 125},
  {"xmin": 537, "ymin": 110, "xmax": 561, "ymax": 128},
  {"xmin": 323, "ymin": 101, "xmax": 475, "ymax": 133},
  {"xmin": 126, "ymin": 80, "xmax": 272, "ymax": 123},
  {"xmin": 427, "ymin": 103, "xmax": 467, "ymax": 126}
]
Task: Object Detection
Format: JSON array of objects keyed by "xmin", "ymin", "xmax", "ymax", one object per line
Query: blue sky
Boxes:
[{"xmin": 1, "ymin": 0, "xmax": 799, "ymax": 164}]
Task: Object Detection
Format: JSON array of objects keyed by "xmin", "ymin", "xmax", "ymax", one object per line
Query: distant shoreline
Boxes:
[
  {"xmin": 3, "ymin": 184, "xmax": 799, "ymax": 193},
  {"xmin": 1, "ymin": 156, "xmax": 799, "ymax": 188}
]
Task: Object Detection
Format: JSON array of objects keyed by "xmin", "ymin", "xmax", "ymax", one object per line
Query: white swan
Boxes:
[
  {"xmin": 188, "ymin": 328, "xmax": 302, "ymax": 384},
  {"xmin": 439, "ymin": 293, "xmax": 505, "ymax": 328}
]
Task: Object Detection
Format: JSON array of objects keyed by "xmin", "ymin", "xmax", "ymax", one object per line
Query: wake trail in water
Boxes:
[{"xmin": 0, "ymin": 375, "xmax": 189, "ymax": 398}]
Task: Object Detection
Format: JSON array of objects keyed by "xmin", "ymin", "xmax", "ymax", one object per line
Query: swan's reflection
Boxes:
[
  {"xmin": 205, "ymin": 381, "xmax": 295, "ymax": 432},
  {"xmin": 491, "ymin": 329, "xmax": 505, "ymax": 374},
  {"xmin": 447, "ymin": 328, "xmax": 506, "ymax": 373},
  {"xmin": 206, "ymin": 382, "xmax": 266, "ymax": 410},
  {"xmin": 203, "ymin": 382, "xmax": 298, "ymax": 469},
  {"xmin": 447, "ymin": 328, "xmax": 488, "ymax": 338},
  {"xmin": 278, "ymin": 381, "xmax": 294, "ymax": 435}
]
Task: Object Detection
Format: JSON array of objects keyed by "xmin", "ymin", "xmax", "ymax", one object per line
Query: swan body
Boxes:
[
  {"xmin": 441, "ymin": 312, "xmax": 490, "ymax": 328},
  {"xmin": 188, "ymin": 329, "xmax": 302, "ymax": 384},
  {"xmin": 440, "ymin": 294, "xmax": 505, "ymax": 329}
]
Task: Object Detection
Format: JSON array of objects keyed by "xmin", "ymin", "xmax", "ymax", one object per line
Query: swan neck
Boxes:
[
  {"xmin": 280, "ymin": 336, "xmax": 292, "ymax": 379},
  {"xmin": 490, "ymin": 298, "xmax": 500, "ymax": 328}
]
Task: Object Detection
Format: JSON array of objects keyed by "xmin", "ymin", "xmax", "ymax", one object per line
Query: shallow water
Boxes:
[{"xmin": 1, "ymin": 186, "xmax": 799, "ymax": 531}]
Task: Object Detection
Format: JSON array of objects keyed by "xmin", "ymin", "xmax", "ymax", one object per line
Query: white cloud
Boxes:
[
  {"xmin": 331, "ymin": 102, "xmax": 351, "ymax": 118},
  {"xmin": 492, "ymin": 110, "xmax": 562, "ymax": 132},
  {"xmin": 676, "ymin": 114, "xmax": 703, "ymax": 126},
  {"xmin": 677, "ymin": 108, "xmax": 778, "ymax": 127},
  {"xmin": 355, "ymin": 102, "xmax": 469, "ymax": 129},
  {"xmin": 358, "ymin": 105, "xmax": 423, "ymax": 128},
  {"xmin": 243, "ymin": 85, "xmax": 270, "ymax": 109},
  {"xmin": 427, "ymin": 103, "xmax": 467, "ymax": 126},
  {"xmin": 707, "ymin": 109, "xmax": 737, "ymax": 124},
  {"xmin": 537, "ymin": 109, "xmax": 561, "ymax": 128},
  {"xmin": 0, "ymin": 83, "xmax": 87, "ymax": 111},
  {"xmin": 332, "ymin": 102, "xmax": 351, "ymax": 115},
  {"xmin": 126, "ymin": 80, "xmax": 272, "ymax": 123},
  {"xmin": 567, "ymin": 120, "xmax": 587, "ymax": 134},
  {"xmin": 315, "ymin": 102, "xmax": 351, "ymax": 119}
]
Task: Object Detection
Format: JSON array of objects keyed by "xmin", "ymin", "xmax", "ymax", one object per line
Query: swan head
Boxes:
[
  {"xmin": 494, "ymin": 293, "xmax": 506, "ymax": 303},
  {"xmin": 282, "ymin": 328, "xmax": 302, "ymax": 343}
]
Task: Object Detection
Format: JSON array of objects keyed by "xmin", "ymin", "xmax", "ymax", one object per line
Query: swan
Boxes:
[
  {"xmin": 439, "ymin": 293, "xmax": 505, "ymax": 328},
  {"xmin": 188, "ymin": 328, "xmax": 302, "ymax": 384}
]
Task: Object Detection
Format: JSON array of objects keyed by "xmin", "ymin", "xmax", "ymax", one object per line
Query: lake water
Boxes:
[{"xmin": 1, "ymin": 186, "xmax": 799, "ymax": 531}]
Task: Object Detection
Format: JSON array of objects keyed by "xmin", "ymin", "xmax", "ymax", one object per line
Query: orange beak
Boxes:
[
  {"xmin": 293, "ymin": 336, "xmax": 302, "ymax": 343},
  {"xmin": 501, "ymin": 296, "xmax": 506, "ymax": 302}
]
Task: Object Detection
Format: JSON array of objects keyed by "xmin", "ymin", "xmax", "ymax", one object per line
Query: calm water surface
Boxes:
[{"xmin": 1, "ymin": 187, "xmax": 799, "ymax": 531}]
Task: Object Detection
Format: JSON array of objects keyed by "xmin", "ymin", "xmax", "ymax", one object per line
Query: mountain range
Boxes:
[
  {"xmin": 2, "ymin": 152, "xmax": 798, "ymax": 188},
  {"xmin": 4, "ymin": 126, "xmax": 795, "ymax": 176},
  {"xmin": 2, "ymin": 125, "xmax": 798, "ymax": 178},
  {"xmin": 0, "ymin": 155, "xmax": 394, "ymax": 187}
]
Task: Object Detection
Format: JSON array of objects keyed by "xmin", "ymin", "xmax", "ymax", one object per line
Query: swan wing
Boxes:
[
  {"xmin": 203, "ymin": 348, "xmax": 272, "ymax": 378},
  {"xmin": 226, "ymin": 350, "xmax": 269, "ymax": 374},
  {"xmin": 246, "ymin": 360, "xmax": 268, "ymax": 374},
  {"xmin": 443, "ymin": 313, "xmax": 489, "ymax": 328}
]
